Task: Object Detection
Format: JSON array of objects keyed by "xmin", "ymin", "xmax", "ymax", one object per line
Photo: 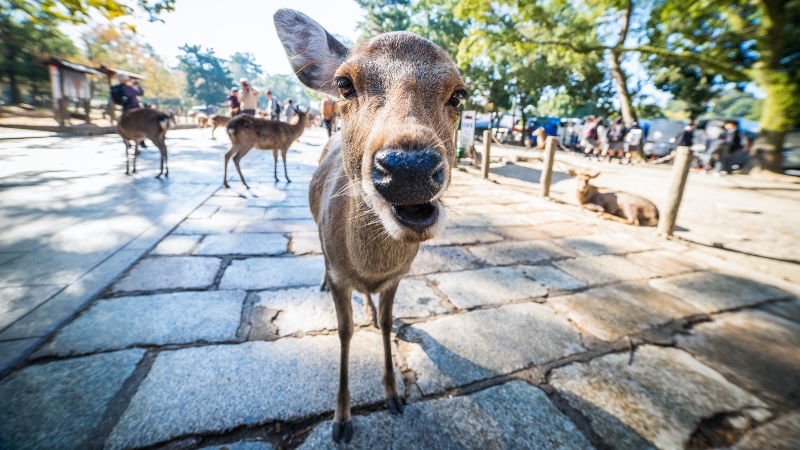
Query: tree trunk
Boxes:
[
  {"xmin": 745, "ymin": 69, "xmax": 798, "ymax": 173},
  {"xmin": 608, "ymin": 50, "xmax": 636, "ymax": 126}
]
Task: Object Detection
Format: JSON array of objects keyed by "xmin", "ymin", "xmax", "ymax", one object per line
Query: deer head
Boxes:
[
  {"xmin": 274, "ymin": 9, "xmax": 466, "ymax": 242},
  {"xmin": 568, "ymin": 169, "xmax": 600, "ymax": 198}
]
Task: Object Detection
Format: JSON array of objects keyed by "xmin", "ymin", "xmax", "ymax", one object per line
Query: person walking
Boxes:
[
  {"xmin": 321, "ymin": 96, "xmax": 337, "ymax": 136},
  {"xmin": 282, "ymin": 99, "xmax": 296, "ymax": 122},
  {"xmin": 606, "ymin": 118, "xmax": 626, "ymax": 161},
  {"xmin": 264, "ymin": 90, "xmax": 281, "ymax": 121},
  {"xmin": 228, "ymin": 87, "xmax": 241, "ymax": 116},
  {"xmin": 237, "ymin": 78, "xmax": 259, "ymax": 116},
  {"xmin": 623, "ymin": 121, "xmax": 642, "ymax": 164}
]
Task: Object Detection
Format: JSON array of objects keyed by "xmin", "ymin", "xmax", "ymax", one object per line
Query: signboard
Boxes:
[{"xmin": 459, "ymin": 110, "xmax": 476, "ymax": 147}]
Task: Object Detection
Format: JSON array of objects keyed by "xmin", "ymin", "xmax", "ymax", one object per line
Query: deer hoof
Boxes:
[
  {"xmin": 286, "ymin": 178, "xmax": 292, "ymax": 183},
  {"xmin": 332, "ymin": 420, "xmax": 353, "ymax": 443},
  {"xmin": 319, "ymin": 280, "xmax": 330, "ymax": 292},
  {"xmin": 223, "ymin": 182, "xmax": 230, "ymax": 188},
  {"xmin": 386, "ymin": 396, "xmax": 404, "ymax": 414}
]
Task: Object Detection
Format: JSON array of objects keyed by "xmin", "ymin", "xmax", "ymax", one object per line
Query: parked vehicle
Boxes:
[
  {"xmin": 190, "ymin": 104, "xmax": 217, "ymax": 116},
  {"xmin": 643, "ymin": 119, "xmax": 687, "ymax": 157},
  {"xmin": 781, "ymin": 130, "xmax": 800, "ymax": 172}
]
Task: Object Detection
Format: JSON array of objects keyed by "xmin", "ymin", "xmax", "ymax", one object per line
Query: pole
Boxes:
[
  {"xmin": 482, "ymin": 130, "xmax": 491, "ymax": 179},
  {"xmin": 658, "ymin": 146, "xmax": 693, "ymax": 236},
  {"xmin": 540, "ymin": 136, "xmax": 558, "ymax": 197}
]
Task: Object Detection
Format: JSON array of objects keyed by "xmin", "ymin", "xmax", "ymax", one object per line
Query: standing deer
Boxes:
[
  {"xmin": 207, "ymin": 113, "xmax": 229, "ymax": 139},
  {"xmin": 223, "ymin": 109, "xmax": 308, "ymax": 187},
  {"xmin": 275, "ymin": 9, "xmax": 466, "ymax": 442},
  {"xmin": 569, "ymin": 169, "xmax": 659, "ymax": 226},
  {"xmin": 117, "ymin": 108, "xmax": 175, "ymax": 177}
]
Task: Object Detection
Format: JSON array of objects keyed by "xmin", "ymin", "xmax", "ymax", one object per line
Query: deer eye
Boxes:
[
  {"xmin": 336, "ymin": 77, "xmax": 356, "ymax": 98},
  {"xmin": 448, "ymin": 90, "xmax": 466, "ymax": 108}
]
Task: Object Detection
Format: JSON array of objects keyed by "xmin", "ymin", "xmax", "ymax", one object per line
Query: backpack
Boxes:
[
  {"xmin": 626, "ymin": 128, "xmax": 643, "ymax": 146},
  {"xmin": 111, "ymin": 84, "xmax": 128, "ymax": 106},
  {"xmin": 275, "ymin": 101, "xmax": 282, "ymax": 115},
  {"xmin": 586, "ymin": 124, "xmax": 598, "ymax": 140}
]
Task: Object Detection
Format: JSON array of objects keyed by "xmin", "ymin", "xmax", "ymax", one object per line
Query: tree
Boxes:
[
  {"xmin": 177, "ymin": 45, "xmax": 232, "ymax": 106},
  {"xmin": 709, "ymin": 90, "xmax": 763, "ymax": 121},
  {"xmin": 651, "ymin": 66, "xmax": 717, "ymax": 120},
  {"xmin": 354, "ymin": 0, "xmax": 411, "ymax": 40},
  {"xmin": 228, "ymin": 52, "xmax": 262, "ymax": 84}
]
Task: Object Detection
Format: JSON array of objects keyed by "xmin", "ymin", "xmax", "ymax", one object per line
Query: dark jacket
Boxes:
[
  {"xmin": 674, "ymin": 127, "xmax": 694, "ymax": 147},
  {"xmin": 122, "ymin": 85, "xmax": 143, "ymax": 111}
]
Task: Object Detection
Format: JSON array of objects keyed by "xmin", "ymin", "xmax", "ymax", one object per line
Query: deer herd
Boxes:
[{"xmin": 114, "ymin": 8, "xmax": 660, "ymax": 443}]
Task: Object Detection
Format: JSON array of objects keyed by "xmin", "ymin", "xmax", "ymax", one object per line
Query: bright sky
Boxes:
[{"xmin": 130, "ymin": 0, "xmax": 363, "ymax": 75}]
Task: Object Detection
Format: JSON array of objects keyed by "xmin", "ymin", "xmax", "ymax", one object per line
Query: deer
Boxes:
[
  {"xmin": 196, "ymin": 113, "xmax": 208, "ymax": 129},
  {"xmin": 207, "ymin": 113, "xmax": 229, "ymax": 139},
  {"xmin": 223, "ymin": 108, "xmax": 308, "ymax": 187},
  {"xmin": 274, "ymin": 9, "xmax": 466, "ymax": 443},
  {"xmin": 533, "ymin": 127, "xmax": 548, "ymax": 150},
  {"xmin": 569, "ymin": 169, "xmax": 659, "ymax": 226},
  {"xmin": 117, "ymin": 108, "xmax": 176, "ymax": 177}
]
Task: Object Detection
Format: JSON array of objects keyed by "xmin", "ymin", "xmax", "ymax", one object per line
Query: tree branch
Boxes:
[{"xmin": 632, "ymin": 45, "xmax": 751, "ymax": 82}]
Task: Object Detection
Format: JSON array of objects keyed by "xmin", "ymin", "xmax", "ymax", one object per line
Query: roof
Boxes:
[
  {"xmin": 44, "ymin": 58, "xmax": 103, "ymax": 76},
  {"xmin": 95, "ymin": 64, "xmax": 146, "ymax": 80}
]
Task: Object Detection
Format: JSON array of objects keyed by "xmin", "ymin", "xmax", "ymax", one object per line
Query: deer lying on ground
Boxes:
[
  {"xmin": 275, "ymin": 9, "xmax": 466, "ymax": 443},
  {"xmin": 569, "ymin": 169, "xmax": 659, "ymax": 226},
  {"xmin": 117, "ymin": 108, "xmax": 176, "ymax": 177},
  {"xmin": 207, "ymin": 113, "xmax": 229, "ymax": 139},
  {"xmin": 224, "ymin": 108, "xmax": 308, "ymax": 186}
]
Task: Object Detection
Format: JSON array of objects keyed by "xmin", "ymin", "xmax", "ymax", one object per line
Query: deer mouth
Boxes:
[{"xmin": 390, "ymin": 202, "xmax": 439, "ymax": 232}]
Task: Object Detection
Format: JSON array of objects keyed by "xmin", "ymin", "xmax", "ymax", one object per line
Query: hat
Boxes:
[
  {"xmin": 240, "ymin": 78, "xmax": 249, "ymax": 84},
  {"xmin": 265, "ymin": 90, "xmax": 272, "ymax": 95},
  {"xmin": 232, "ymin": 87, "xmax": 239, "ymax": 91}
]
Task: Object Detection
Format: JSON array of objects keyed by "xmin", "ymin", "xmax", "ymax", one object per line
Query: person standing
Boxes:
[
  {"xmin": 228, "ymin": 87, "xmax": 240, "ymax": 116},
  {"xmin": 237, "ymin": 78, "xmax": 259, "ymax": 116},
  {"xmin": 264, "ymin": 90, "xmax": 281, "ymax": 121},
  {"xmin": 674, "ymin": 121, "xmax": 696, "ymax": 148},
  {"xmin": 321, "ymin": 96, "xmax": 337, "ymax": 136},
  {"xmin": 282, "ymin": 99, "xmax": 296, "ymax": 122},
  {"xmin": 623, "ymin": 121, "xmax": 643, "ymax": 164}
]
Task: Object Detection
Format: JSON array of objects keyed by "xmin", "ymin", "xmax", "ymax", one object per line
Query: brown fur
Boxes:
[
  {"xmin": 116, "ymin": 108, "xmax": 175, "ymax": 177},
  {"xmin": 196, "ymin": 113, "xmax": 208, "ymax": 129},
  {"xmin": 223, "ymin": 110, "xmax": 308, "ymax": 187},
  {"xmin": 275, "ymin": 8, "xmax": 466, "ymax": 443},
  {"xmin": 569, "ymin": 169, "xmax": 659, "ymax": 226},
  {"xmin": 208, "ymin": 114, "xmax": 229, "ymax": 139},
  {"xmin": 533, "ymin": 127, "xmax": 548, "ymax": 151}
]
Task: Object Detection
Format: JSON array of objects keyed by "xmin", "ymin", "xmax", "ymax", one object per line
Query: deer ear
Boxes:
[
  {"xmin": 590, "ymin": 171, "xmax": 601, "ymax": 179},
  {"xmin": 568, "ymin": 169, "xmax": 577, "ymax": 177},
  {"xmin": 274, "ymin": 9, "xmax": 349, "ymax": 97}
]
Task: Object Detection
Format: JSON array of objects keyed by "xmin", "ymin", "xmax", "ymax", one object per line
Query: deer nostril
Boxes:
[{"xmin": 372, "ymin": 148, "xmax": 445, "ymax": 204}]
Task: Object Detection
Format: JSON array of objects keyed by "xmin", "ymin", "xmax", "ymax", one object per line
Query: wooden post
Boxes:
[
  {"xmin": 481, "ymin": 130, "xmax": 491, "ymax": 179},
  {"xmin": 539, "ymin": 136, "xmax": 557, "ymax": 197},
  {"xmin": 658, "ymin": 146, "xmax": 693, "ymax": 236}
]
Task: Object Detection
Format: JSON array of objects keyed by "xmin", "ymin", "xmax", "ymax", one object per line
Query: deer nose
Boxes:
[{"xmin": 372, "ymin": 148, "xmax": 445, "ymax": 205}]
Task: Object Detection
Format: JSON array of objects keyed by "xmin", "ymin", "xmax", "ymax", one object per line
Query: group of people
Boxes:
[
  {"xmin": 695, "ymin": 120, "xmax": 746, "ymax": 175},
  {"xmin": 568, "ymin": 116, "xmax": 644, "ymax": 164},
  {"xmin": 226, "ymin": 78, "xmax": 296, "ymax": 122}
]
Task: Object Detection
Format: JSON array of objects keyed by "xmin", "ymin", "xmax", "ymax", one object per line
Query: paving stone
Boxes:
[
  {"xmin": 518, "ymin": 265, "xmax": 587, "ymax": 294},
  {"xmin": 405, "ymin": 303, "xmax": 584, "ymax": 394},
  {"xmin": 677, "ymin": 310, "xmax": 800, "ymax": 408},
  {"xmin": 425, "ymin": 226, "xmax": 504, "ymax": 246},
  {"xmin": 468, "ymin": 240, "xmax": 574, "ymax": 265},
  {"xmin": 36, "ymin": 291, "xmax": 246, "ymax": 357},
  {"xmin": 236, "ymin": 219, "xmax": 317, "ymax": 233},
  {"xmin": 188, "ymin": 205, "xmax": 219, "ymax": 219},
  {"xmin": 173, "ymin": 218, "xmax": 239, "ymax": 235},
  {"xmin": 549, "ymin": 282, "xmax": 702, "ymax": 341},
  {"xmin": 491, "ymin": 226, "xmax": 550, "ymax": 241},
  {"xmin": 555, "ymin": 232, "xmax": 655, "ymax": 256},
  {"xmin": 112, "ymin": 257, "xmax": 221, "ymax": 293},
  {"xmin": 198, "ymin": 441, "xmax": 274, "ymax": 450},
  {"xmin": 290, "ymin": 231, "xmax": 322, "ymax": 255},
  {"xmin": 392, "ymin": 279, "xmax": 453, "ymax": 318},
  {"xmin": 649, "ymin": 272, "xmax": 789, "ymax": 313},
  {"xmin": 625, "ymin": 250, "xmax": 706, "ymax": 277},
  {"xmin": 252, "ymin": 287, "xmax": 370, "ymax": 337},
  {"xmin": 219, "ymin": 256, "xmax": 325, "ymax": 290},
  {"xmin": 519, "ymin": 211, "xmax": 578, "ymax": 225},
  {"xmin": 205, "ymin": 196, "xmax": 247, "ymax": 207},
  {"xmin": 408, "ymin": 246, "xmax": 480, "ymax": 276},
  {"xmin": 212, "ymin": 207, "xmax": 268, "ymax": 221},
  {"xmin": 759, "ymin": 299, "xmax": 800, "ymax": 324},
  {"xmin": 298, "ymin": 380, "xmax": 592, "ymax": 449},
  {"xmin": 0, "ymin": 349, "xmax": 145, "ymax": 450},
  {"xmin": 449, "ymin": 214, "xmax": 534, "ymax": 228},
  {"xmin": 731, "ymin": 411, "xmax": 800, "ymax": 450},
  {"xmin": 264, "ymin": 207, "xmax": 313, "ymax": 220},
  {"xmin": 550, "ymin": 345, "xmax": 768, "ymax": 450},
  {"xmin": 150, "ymin": 235, "xmax": 202, "ymax": 255},
  {"xmin": 245, "ymin": 196, "xmax": 309, "ymax": 208},
  {"xmin": 431, "ymin": 267, "xmax": 548, "ymax": 309},
  {"xmin": 446, "ymin": 203, "xmax": 518, "ymax": 215},
  {"xmin": 193, "ymin": 233, "xmax": 288, "ymax": 256},
  {"xmin": 106, "ymin": 332, "xmax": 402, "ymax": 449},
  {"xmin": 554, "ymin": 255, "xmax": 656, "ymax": 285},
  {"xmin": 0, "ymin": 338, "xmax": 39, "ymax": 374},
  {"xmin": 0, "ymin": 285, "xmax": 62, "ymax": 330}
]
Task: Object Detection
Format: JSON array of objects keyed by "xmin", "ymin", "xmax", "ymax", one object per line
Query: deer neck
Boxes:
[{"xmin": 578, "ymin": 184, "xmax": 598, "ymax": 204}]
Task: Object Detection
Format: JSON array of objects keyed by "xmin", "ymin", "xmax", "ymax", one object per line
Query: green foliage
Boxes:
[
  {"xmin": 257, "ymin": 74, "xmax": 315, "ymax": 108},
  {"xmin": 708, "ymin": 89, "xmax": 763, "ymax": 122},
  {"xmin": 228, "ymin": 53, "xmax": 263, "ymax": 85},
  {"xmin": 650, "ymin": 66, "xmax": 716, "ymax": 120},
  {"xmin": 354, "ymin": 0, "xmax": 411, "ymax": 40},
  {"xmin": 177, "ymin": 45, "xmax": 232, "ymax": 106}
]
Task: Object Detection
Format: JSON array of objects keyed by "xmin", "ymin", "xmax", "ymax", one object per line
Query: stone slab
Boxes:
[
  {"xmin": 173, "ymin": 218, "xmax": 239, "ymax": 235},
  {"xmin": 36, "ymin": 290, "xmax": 246, "ymax": 357},
  {"xmin": 625, "ymin": 250, "xmax": 706, "ymax": 277},
  {"xmin": 0, "ymin": 338, "xmax": 39, "ymax": 374},
  {"xmin": 150, "ymin": 235, "xmax": 202, "ymax": 256},
  {"xmin": 0, "ymin": 285, "xmax": 62, "ymax": 331},
  {"xmin": 0, "ymin": 349, "xmax": 145, "ymax": 449},
  {"xmin": 425, "ymin": 226, "xmax": 504, "ymax": 246},
  {"xmin": 549, "ymin": 281, "xmax": 702, "ymax": 342},
  {"xmin": 193, "ymin": 233, "xmax": 288, "ymax": 256},
  {"xmin": 649, "ymin": 272, "xmax": 789, "ymax": 313},
  {"xmin": 550, "ymin": 346, "xmax": 768, "ymax": 450},
  {"xmin": 408, "ymin": 246, "xmax": 481, "ymax": 276},
  {"xmin": 112, "ymin": 257, "xmax": 221, "ymax": 293},
  {"xmin": 219, "ymin": 256, "xmax": 324, "ymax": 290},
  {"xmin": 236, "ymin": 219, "xmax": 317, "ymax": 233},
  {"xmin": 759, "ymin": 299, "xmax": 800, "ymax": 324},
  {"xmin": 677, "ymin": 310, "xmax": 800, "ymax": 408},
  {"xmin": 188, "ymin": 205, "xmax": 219, "ymax": 219},
  {"xmin": 554, "ymin": 255, "xmax": 656, "ymax": 285},
  {"xmin": 199, "ymin": 441, "xmax": 274, "ymax": 450},
  {"xmin": 253, "ymin": 287, "xmax": 370, "ymax": 337},
  {"xmin": 290, "ymin": 231, "xmax": 322, "ymax": 255},
  {"xmin": 405, "ymin": 302, "xmax": 584, "ymax": 394},
  {"xmin": 731, "ymin": 411, "xmax": 800, "ymax": 450},
  {"xmin": 430, "ymin": 267, "xmax": 548, "ymax": 309},
  {"xmin": 392, "ymin": 279, "xmax": 453, "ymax": 319},
  {"xmin": 106, "ymin": 332, "xmax": 403, "ymax": 449},
  {"xmin": 264, "ymin": 207, "xmax": 313, "ymax": 220},
  {"xmin": 298, "ymin": 380, "xmax": 592, "ymax": 449},
  {"xmin": 518, "ymin": 265, "xmax": 587, "ymax": 294},
  {"xmin": 212, "ymin": 207, "xmax": 267, "ymax": 221},
  {"xmin": 555, "ymin": 233, "xmax": 655, "ymax": 256},
  {"xmin": 468, "ymin": 240, "xmax": 574, "ymax": 265}
]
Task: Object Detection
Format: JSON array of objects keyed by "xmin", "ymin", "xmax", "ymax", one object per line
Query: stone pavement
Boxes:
[{"xmin": 1, "ymin": 128, "xmax": 799, "ymax": 449}]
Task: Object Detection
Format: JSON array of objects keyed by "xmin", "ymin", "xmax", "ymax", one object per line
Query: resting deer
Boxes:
[
  {"xmin": 117, "ymin": 108, "xmax": 175, "ymax": 177},
  {"xmin": 275, "ymin": 9, "xmax": 466, "ymax": 442},
  {"xmin": 569, "ymin": 169, "xmax": 659, "ymax": 226},
  {"xmin": 224, "ymin": 109, "xmax": 307, "ymax": 187},
  {"xmin": 207, "ymin": 113, "xmax": 229, "ymax": 139}
]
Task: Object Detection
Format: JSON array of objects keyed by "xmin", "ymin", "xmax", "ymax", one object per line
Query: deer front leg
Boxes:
[
  {"xmin": 232, "ymin": 147, "xmax": 252, "ymax": 189},
  {"xmin": 281, "ymin": 148, "xmax": 291, "ymax": 183},
  {"xmin": 582, "ymin": 203, "xmax": 605, "ymax": 213},
  {"xmin": 123, "ymin": 139, "xmax": 131, "ymax": 175},
  {"xmin": 379, "ymin": 280, "xmax": 403, "ymax": 414},
  {"xmin": 132, "ymin": 141, "xmax": 139, "ymax": 173},
  {"xmin": 330, "ymin": 280, "xmax": 354, "ymax": 443},
  {"xmin": 272, "ymin": 149, "xmax": 279, "ymax": 182},
  {"xmin": 223, "ymin": 147, "xmax": 237, "ymax": 188}
]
